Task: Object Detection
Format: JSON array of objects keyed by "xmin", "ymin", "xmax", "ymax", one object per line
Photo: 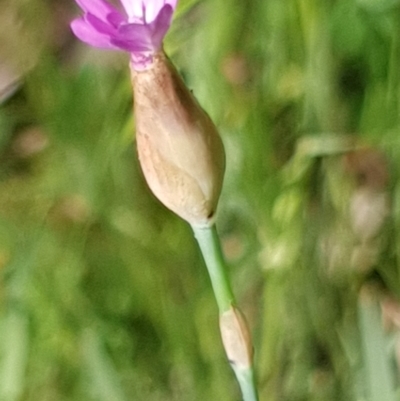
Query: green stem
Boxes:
[
  {"xmin": 192, "ymin": 224, "xmax": 235, "ymax": 312},
  {"xmin": 192, "ymin": 224, "xmax": 259, "ymax": 401},
  {"xmin": 234, "ymin": 368, "xmax": 259, "ymax": 401}
]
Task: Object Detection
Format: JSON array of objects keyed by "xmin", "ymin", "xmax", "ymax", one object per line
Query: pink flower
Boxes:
[{"xmin": 70, "ymin": 0, "xmax": 178, "ymax": 70}]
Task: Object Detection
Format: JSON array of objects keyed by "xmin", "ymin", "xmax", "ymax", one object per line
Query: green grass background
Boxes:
[{"xmin": 1, "ymin": 0, "xmax": 400, "ymax": 400}]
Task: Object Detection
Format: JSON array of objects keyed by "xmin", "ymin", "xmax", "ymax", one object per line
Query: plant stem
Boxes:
[
  {"xmin": 192, "ymin": 224, "xmax": 234, "ymax": 312},
  {"xmin": 234, "ymin": 367, "xmax": 259, "ymax": 401},
  {"xmin": 192, "ymin": 224, "xmax": 259, "ymax": 401}
]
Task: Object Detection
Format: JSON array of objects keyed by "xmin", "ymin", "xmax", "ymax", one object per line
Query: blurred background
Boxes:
[{"xmin": 1, "ymin": 0, "xmax": 400, "ymax": 400}]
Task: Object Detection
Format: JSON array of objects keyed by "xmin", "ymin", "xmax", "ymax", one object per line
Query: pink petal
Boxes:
[
  {"xmin": 75, "ymin": 0, "xmax": 121, "ymax": 21},
  {"xmin": 166, "ymin": 0, "xmax": 178, "ymax": 9},
  {"xmin": 106, "ymin": 11, "xmax": 125, "ymax": 27},
  {"xmin": 115, "ymin": 4, "xmax": 173, "ymax": 52},
  {"xmin": 70, "ymin": 0, "xmax": 179, "ymax": 60},
  {"xmin": 86, "ymin": 13, "xmax": 119, "ymax": 35},
  {"xmin": 143, "ymin": 0, "xmax": 165, "ymax": 23},
  {"xmin": 148, "ymin": 5, "xmax": 174, "ymax": 48},
  {"xmin": 70, "ymin": 18, "xmax": 118, "ymax": 49},
  {"xmin": 119, "ymin": 0, "xmax": 143, "ymax": 19},
  {"xmin": 116, "ymin": 23, "xmax": 154, "ymax": 51}
]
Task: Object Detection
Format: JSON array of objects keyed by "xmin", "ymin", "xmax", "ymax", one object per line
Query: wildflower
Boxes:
[
  {"xmin": 71, "ymin": 0, "xmax": 226, "ymax": 227},
  {"xmin": 71, "ymin": 0, "xmax": 178, "ymax": 70},
  {"xmin": 70, "ymin": 6, "xmax": 257, "ymax": 399}
]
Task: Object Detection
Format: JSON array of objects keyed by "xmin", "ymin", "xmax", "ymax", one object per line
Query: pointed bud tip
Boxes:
[{"xmin": 220, "ymin": 306, "xmax": 254, "ymax": 369}]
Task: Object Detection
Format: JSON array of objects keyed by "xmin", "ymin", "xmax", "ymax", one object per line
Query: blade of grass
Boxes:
[{"xmin": 358, "ymin": 287, "xmax": 397, "ymax": 401}]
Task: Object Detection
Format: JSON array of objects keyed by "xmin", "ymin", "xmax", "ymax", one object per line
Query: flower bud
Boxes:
[{"xmin": 131, "ymin": 52, "xmax": 225, "ymax": 227}]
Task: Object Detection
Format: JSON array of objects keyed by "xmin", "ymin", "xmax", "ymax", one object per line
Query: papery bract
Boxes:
[
  {"xmin": 131, "ymin": 52, "xmax": 226, "ymax": 227},
  {"xmin": 70, "ymin": 0, "xmax": 178, "ymax": 70}
]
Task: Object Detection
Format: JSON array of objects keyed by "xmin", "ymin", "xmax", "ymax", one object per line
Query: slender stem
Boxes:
[
  {"xmin": 192, "ymin": 224, "xmax": 235, "ymax": 312},
  {"xmin": 191, "ymin": 224, "xmax": 259, "ymax": 401},
  {"xmin": 234, "ymin": 368, "xmax": 259, "ymax": 401}
]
